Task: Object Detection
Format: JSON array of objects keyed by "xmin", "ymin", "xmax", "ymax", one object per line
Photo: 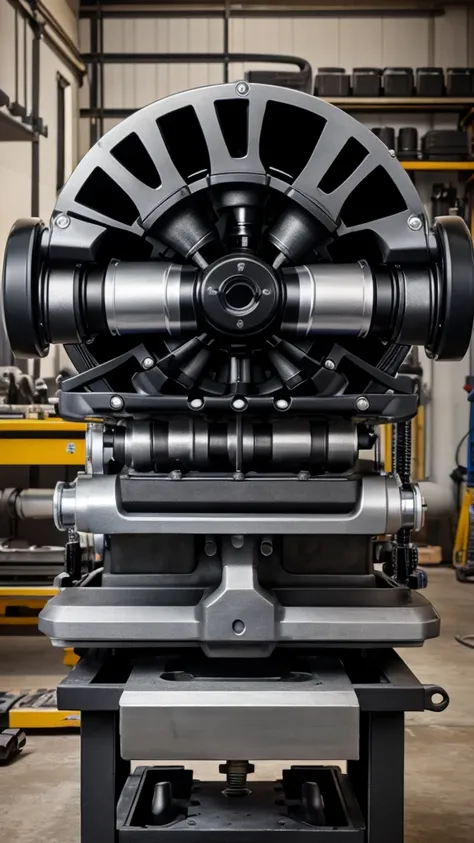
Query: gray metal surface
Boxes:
[
  {"xmin": 54, "ymin": 83, "xmax": 426, "ymax": 263},
  {"xmin": 119, "ymin": 656, "xmax": 360, "ymax": 760},
  {"xmin": 53, "ymin": 472, "xmax": 421, "ymax": 535},
  {"xmin": 1, "ymin": 487, "xmax": 54, "ymax": 520},
  {"xmin": 104, "ymin": 260, "xmax": 196, "ymax": 335},
  {"xmin": 38, "ymin": 586, "xmax": 440, "ymax": 648},
  {"xmin": 281, "ymin": 262, "xmax": 374, "ymax": 337}
]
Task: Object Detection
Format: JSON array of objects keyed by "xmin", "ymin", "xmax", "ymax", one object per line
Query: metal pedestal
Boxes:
[{"xmin": 58, "ymin": 649, "xmax": 448, "ymax": 843}]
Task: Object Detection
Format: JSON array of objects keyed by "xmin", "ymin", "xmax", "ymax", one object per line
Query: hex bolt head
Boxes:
[
  {"xmin": 55, "ymin": 213, "xmax": 71, "ymax": 229},
  {"xmin": 232, "ymin": 397, "xmax": 247, "ymax": 411},
  {"xmin": 142, "ymin": 356, "xmax": 154, "ymax": 370},
  {"xmin": 324, "ymin": 358, "xmax": 336, "ymax": 370},
  {"xmin": 389, "ymin": 148, "xmax": 396, "ymax": 158},
  {"xmin": 110, "ymin": 395, "xmax": 124, "ymax": 410},
  {"xmin": 407, "ymin": 214, "xmax": 422, "ymax": 231},
  {"xmin": 236, "ymin": 81, "xmax": 249, "ymax": 96},
  {"xmin": 275, "ymin": 398, "xmax": 289, "ymax": 410},
  {"xmin": 190, "ymin": 397, "xmax": 204, "ymax": 410},
  {"xmin": 356, "ymin": 396, "xmax": 370, "ymax": 412},
  {"xmin": 170, "ymin": 469, "xmax": 182, "ymax": 480}
]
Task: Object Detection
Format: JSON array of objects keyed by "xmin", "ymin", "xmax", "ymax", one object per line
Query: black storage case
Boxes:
[
  {"xmin": 397, "ymin": 127, "xmax": 419, "ymax": 160},
  {"xmin": 415, "ymin": 67, "xmax": 444, "ymax": 97},
  {"xmin": 446, "ymin": 67, "xmax": 473, "ymax": 96},
  {"xmin": 315, "ymin": 68, "xmax": 351, "ymax": 97},
  {"xmin": 422, "ymin": 129, "xmax": 470, "ymax": 161},
  {"xmin": 375, "ymin": 126, "xmax": 396, "ymax": 149},
  {"xmin": 382, "ymin": 67, "xmax": 414, "ymax": 97},
  {"xmin": 352, "ymin": 67, "xmax": 382, "ymax": 97}
]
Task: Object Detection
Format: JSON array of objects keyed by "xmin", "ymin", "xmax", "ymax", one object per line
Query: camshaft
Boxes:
[{"xmin": 110, "ymin": 419, "xmax": 368, "ymax": 473}]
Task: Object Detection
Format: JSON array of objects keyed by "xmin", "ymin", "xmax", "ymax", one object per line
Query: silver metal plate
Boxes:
[
  {"xmin": 39, "ymin": 587, "xmax": 440, "ymax": 648},
  {"xmin": 119, "ymin": 657, "xmax": 360, "ymax": 761}
]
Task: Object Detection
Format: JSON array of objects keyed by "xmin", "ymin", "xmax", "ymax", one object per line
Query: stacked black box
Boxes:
[
  {"xmin": 416, "ymin": 68, "xmax": 444, "ymax": 97},
  {"xmin": 352, "ymin": 68, "xmax": 382, "ymax": 97},
  {"xmin": 314, "ymin": 68, "xmax": 351, "ymax": 97},
  {"xmin": 382, "ymin": 67, "xmax": 414, "ymax": 96}
]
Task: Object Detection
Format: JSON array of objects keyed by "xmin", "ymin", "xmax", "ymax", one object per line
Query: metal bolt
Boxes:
[
  {"xmin": 142, "ymin": 356, "xmax": 154, "ymax": 370},
  {"xmin": 298, "ymin": 470, "xmax": 310, "ymax": 481},
  {"xmin": 110, "ymin": 395, "xmax": 124, "ymax": 410},
  {"xmin": 356, "ymin": 396, "xmax": 370, "ymax": 412},
  {"xmin": 231, "ymin": 535, "xmax": 245, "ymax": 549},
  {"xmin": 190, "ymin": 397, "xmax": 204, "ymax": 410},
  {"xmin": 233, "ymin": 470, "xmax": 245, "ymax": 481},
  {"xmin": 236, "ymin": 319, "xmax": 244, "ymax": 329},
  {"xmin": 324, "ymin": 358, "xmax": 336, "ymax": 370},
  {"xmin": 170, "ymin": 469, "xmax": 182, "ymax": 480},
  {"xmin": 55, "ymin": 213, "xmax": 70, "ymax": 229},
  {"xmin": 275, "ymin": 398, "xmax": 289, "ymax": 410},
  {"xmin": 204, "ymin": 536, "xmax": 217, "ymax": 557},
  {"xmin": 260, "ymin": 537, "xmax": 273, "ymax": 557},
  {"xmin": 389, "ymin": 148, "xmax": 396, "ymax": 158},
  {"xmin": 232, "ymin": 397, "xmax": 247, "ymax": 411},
  {"xmin": 236, "ymin": 81, "xmax": 249, "ymax": 96},
  {"xmin": 407, "ymin": 214, "xmax": 422, "ymax": 231}
]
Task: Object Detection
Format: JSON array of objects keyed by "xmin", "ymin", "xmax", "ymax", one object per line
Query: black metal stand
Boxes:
[{"xmin": 58, "ymin": 649, "xmax": 448, "ymax": 843}]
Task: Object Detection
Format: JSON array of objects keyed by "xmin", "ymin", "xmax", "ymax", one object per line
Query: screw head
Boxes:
[
  {"xmin": 55, "ymin": 214, "xmax": 70, "ymax": 229},
  {"xmin": 142, "ymin": 356, "xmax": 154, "ymax": 370},
  {"xmin": 232, "ymin": 397, "xmax": 247, "ymax": 411},
  {"xmin": 356, "ymin": 396, "xmax": 370, "ymax": 412},
  {"xmin": 236, "ymin": 319, "xmax": 244, "ymax": 329},
  {"xmin": 408, "ymin": 214, "xmax": 422, "ymax": 231},
  {"xmin": 389, "ymin": 148, "xmax": 396, "ymax": 157},
  {"xmin": 110, "ymin": 395, "xmax": 124, "ymax": 410},
  {"xmin": 236, "ymin": 80, "xmax": 249, "ymax": 96},
  {"xmin": 275, "ymin": 398, "xmax": 289, "ymax": 410},
  {"xmin": 324, "ymin": 358, "xmax": 336, "ymax": 370},
  {"xmin": 190, "ymin": 397, "xmax": 204, "ymax": 410},
  {"xmin": 170, "ymin": 469, "xmax": 182, "ymax": 480}
]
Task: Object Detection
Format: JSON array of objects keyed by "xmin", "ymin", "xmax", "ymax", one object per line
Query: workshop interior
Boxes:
[{"xmin": 1, "ymin": 2, "xmax": 474, "ymax": 842}]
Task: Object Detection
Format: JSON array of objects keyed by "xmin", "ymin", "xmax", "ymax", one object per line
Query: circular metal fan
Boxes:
[
  {"xmin": 3, "ymin": 83, "xmax": 473, "ymax": 419},
  {"xmin": 50, "ymin": 82, "xmax": 428, "ymax": 401}
]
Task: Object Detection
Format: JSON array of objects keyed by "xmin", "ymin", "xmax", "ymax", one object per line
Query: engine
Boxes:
[{"xmin": 2, "ymin": 81, "xmax": 474, "ymax": 657}]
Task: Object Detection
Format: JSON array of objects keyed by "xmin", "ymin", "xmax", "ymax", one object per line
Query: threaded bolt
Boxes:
[{"xmin": 219, "ymin": 760, "xmax": 254, "ymax": 797}]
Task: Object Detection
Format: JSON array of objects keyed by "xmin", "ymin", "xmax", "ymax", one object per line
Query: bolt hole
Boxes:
[
  {"xmin": 431, "ymin": 692, "xmax": 444, "ymax": 706},
  {"xmin": 232, "ymin": 619, "xmax": 246, "ymax": 635}
]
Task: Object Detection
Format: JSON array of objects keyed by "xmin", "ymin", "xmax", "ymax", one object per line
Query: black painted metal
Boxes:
[
  {"xmin": 81, "ymin": 711, "xmax": 130, "ymax": 843},
  {"xmin": 61, "ymin": 649, "xmax": 447, "ymax": 843},
  {"xmin": 347, "ymin": 712, "xmax": 405, "ymax": 843}
]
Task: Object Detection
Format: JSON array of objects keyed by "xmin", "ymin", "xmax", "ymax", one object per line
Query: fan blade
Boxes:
[{"xmin": 266, "ymin": 342, "xmax": 304, "ymax": 389}]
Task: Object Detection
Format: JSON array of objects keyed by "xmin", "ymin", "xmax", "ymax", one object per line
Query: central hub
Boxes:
[{"xmin": 199, "ymin": 254, "xmax": 280, "ymax": 335}]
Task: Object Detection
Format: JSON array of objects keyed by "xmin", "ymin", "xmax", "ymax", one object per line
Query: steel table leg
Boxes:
[
  {"xmin": 81, "ymin": 711, "xmax": 130, "ymax": 843},
  {"xmin": 347, "ymin": 711, "xmax": 405, "ymax": 843}
]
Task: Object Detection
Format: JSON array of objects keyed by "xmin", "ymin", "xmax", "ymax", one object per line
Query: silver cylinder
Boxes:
[
  {"xmin": 1, "ymin": 488, "xmax": 54, "ymax": 520},
  {"xmin": 282, "ymin": 261, "xmax": 374, "ymax": 336},
  {"xmin": 54, "ymin": 482, "xmax": 76, "ymax": 530},
  {"xmin": 104, "ymin": 261, "xmax": 197, "ymax": 336}
]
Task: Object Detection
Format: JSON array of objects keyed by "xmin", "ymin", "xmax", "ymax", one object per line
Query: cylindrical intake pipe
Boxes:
[{"xmin": 3, "ymin": 216, "xmax": 474, "ymax": 361}]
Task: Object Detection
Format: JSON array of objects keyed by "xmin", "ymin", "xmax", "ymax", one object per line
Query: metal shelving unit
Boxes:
[{"xmin": 324, "ymin": 96, "xmax": 474, "ymax": 113}]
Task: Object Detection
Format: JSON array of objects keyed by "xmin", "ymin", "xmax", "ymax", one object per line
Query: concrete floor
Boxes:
[{"xmin": 0, "ymin": 567, "xmax": 473, "ymax": 842}]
